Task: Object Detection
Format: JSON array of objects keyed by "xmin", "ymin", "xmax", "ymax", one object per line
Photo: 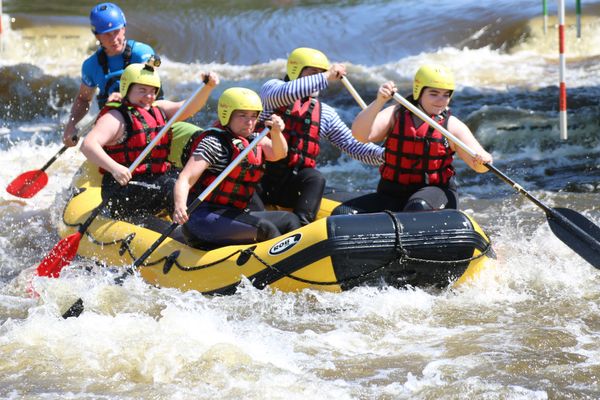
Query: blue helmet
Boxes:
[{"xmin": 90, "ymin": 3, "xmax": 126, "ymax": 34}]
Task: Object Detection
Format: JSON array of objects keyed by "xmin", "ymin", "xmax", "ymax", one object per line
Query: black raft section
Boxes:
[
  {"xmin": 237, "ymin": 209, "xmax": 493, "ymax": 294},
  {"xmin": 327, "ymin": 209, "xmax": 493, "ymax": 290}
]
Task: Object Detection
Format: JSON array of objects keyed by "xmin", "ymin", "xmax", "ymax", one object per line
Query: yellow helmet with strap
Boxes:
[
  {"xmin": 218, "ymin": 87, "xmax": 263, "ymax": 126},
  {"xmin": 413, "ymin": 64, "xmax": 455, "ymax": 100},
  {"xmin": 286, "ymin": 47, "xmax": 330, "ymax": 80},
  {"xmin": 119, "ymin": 63, "xmax": 161, "ymax": 99}
]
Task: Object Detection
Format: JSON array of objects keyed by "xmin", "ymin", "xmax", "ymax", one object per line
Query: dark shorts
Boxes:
[
  {"xmin": 257, "ymin": 167, "xmax": 326, "ymax": 225},
  {"xmin": 331, "ymin": 179, "xmax": 459, "ymax": 215},
  {"xmin": 101, "ymin": 169, "xmax": 179, "ymax": 220}
]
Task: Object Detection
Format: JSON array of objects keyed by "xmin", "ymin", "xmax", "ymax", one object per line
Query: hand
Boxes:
[
  {"xmin": 172, "ymin": 204, "xmax": 189, "ymax": 224},
  {"xmin": 377, "ymin": 81, "xmax": 396, "ymax": 102},
  {"xmin": 110, "ymin": 164, "xmax": 132, "ymax": 186},
  {"xmin": 201, "ymin": 72, "xmax": 220, "ymax": 87},
  {"xmin": 325, "ymin": 63, "xmax": 346, "ymax": 82},
  {"xmin": 473, "ymin": 150, "xmax": 493, "ymax": 166},
  {"xmin": 264, "ymin": 114, "xmax": 285, "ymax": 135},
  {"xmin": 62, "ymin": 126, "xmax": 79, "ymax": 147},
  {"xmin": 106, "ymin": 92, "xmax": 122, "ymax": 103}
]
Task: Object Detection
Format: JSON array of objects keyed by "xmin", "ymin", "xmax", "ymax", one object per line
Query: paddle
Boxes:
[
  {"xmin": 340, "ymin": 76, "xmax": 367, "ymax": 110},
  {"xmin": 6, "ymin": 118, "xmax": 96, "ymax": 198},
  {"xmin": 62, "ymin": 127, "xmax": 272, "ymax": 318},
  {"xmin": 390, "ymin": 91, "xmax": 600, "ymax": 269},
  {"xmin": 36, "ymin": 81, "xmax": 210, "ymax": 279}
]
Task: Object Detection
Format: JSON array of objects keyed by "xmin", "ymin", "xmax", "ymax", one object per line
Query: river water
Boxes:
[{"xmin": 0, "ymin": 0, "xmax": 599, "ymax": 398}]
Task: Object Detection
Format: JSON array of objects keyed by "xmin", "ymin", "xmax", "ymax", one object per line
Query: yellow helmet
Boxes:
[
  {"xmin": 413, "ymin": 64, "xmax": 455, "ymax": 100},
  {"xmin": 286, "ymin": 47, "xmax": 330, "ymax": 80},
  {"xmin": 119, "ymin": 63, "xmax": 161, "ymax": 99},
  {"xmin": 218, "ymin": 87, "xmax": 263, "ymax": 126}
]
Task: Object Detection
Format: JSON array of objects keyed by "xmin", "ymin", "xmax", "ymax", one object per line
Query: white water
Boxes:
[{"xmin": 1, "ymin": 7, "xmax": 600, "ymax": 399}]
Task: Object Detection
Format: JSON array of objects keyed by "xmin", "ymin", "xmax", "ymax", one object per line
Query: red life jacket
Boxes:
[
  {"xmin": 189, "ymin": 127, "xmax": 264, "ymax": 209},
  {"xmin": 380, "ymin": 103, "xmax": 455, "ymax": 185},
  {"xmin": 271, "ymin": 97, "xmax": 321, "ymax": 171},
  {"xmin": 99, "ymin": 102, "xmax": 172, "ymax": 176}
]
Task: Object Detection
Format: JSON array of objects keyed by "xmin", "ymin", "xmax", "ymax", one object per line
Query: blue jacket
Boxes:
[{"xmin": 81, "ymin": 39, "xmax": 155, "ymax": 107}]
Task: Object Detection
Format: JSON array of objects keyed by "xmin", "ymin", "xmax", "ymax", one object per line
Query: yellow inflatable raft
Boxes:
[{"xmin": 58, "ymin": 161, "xmax": 495, "ymax": 294}]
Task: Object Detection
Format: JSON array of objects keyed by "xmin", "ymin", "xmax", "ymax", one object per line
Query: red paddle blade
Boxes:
[
  {"xmin": 6, "ymin": 170, "xmax": 49, "ymax": 198},
  {"xmin": 36, "ymin": 232, "xmax": 82, "ymax": 277}
]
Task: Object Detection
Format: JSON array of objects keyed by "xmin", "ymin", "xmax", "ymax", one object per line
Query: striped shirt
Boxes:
[
  {"xmin": 259, "ymin": 73, "xmax": 384, "ymax": 166},
  {"xmin": 192, "ymin": 132, "xmax": 260, "ymax": 174}
]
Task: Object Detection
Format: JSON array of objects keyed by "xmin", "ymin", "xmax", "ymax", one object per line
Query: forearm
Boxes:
[
  {"xmin": 329, "ymin": 130, "xmax": 384, "ymax": 166},
  {"xmin": 173, "ymin": 178, "xmax": 191, "ymax": 211},
  {"xmin": 351, "ymin": 98, "xmax": 387, "ymax": 142},
  {"xmin": 80, "ymin": 141, "xmax": 122, "ymax": 173},
  {"xmin": 175, "ymin": 85, "xmax": 215, "ymax": 121},
  {"xmin": 173, "ymin": 176, "xmax": 193, "ymax": 224},
  {"xmin": 449, "ymin": 116, "xmax": 492, "ymax": 173},
  {"xmin": 65, "ymin": 97, "xmax": 92, "ymax": 136},
  {"xmin": 267, "ymin": 131, "xmax": 288, "ymax": 161},
  {"xmin": 323, "ymin": 107, "xmax": 384, "ymax": 166},
  {"xmin": 261, "ymin": 74, "xmax": 328, "ymax": 112},
  {"xmin": 458, "ymin": 144, "xmax": 491, "ymax": 173}
]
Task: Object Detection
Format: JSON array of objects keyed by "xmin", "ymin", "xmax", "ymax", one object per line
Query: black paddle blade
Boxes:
[
  {"xmin": 547, "ymin": 207, "xmax": 600, "ymax": 269},
  {"xmin": 63, "ymin": 298, "xmax": 84, "ymax": 319}
]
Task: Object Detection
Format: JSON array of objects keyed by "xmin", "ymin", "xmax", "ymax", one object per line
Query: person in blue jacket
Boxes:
[{"xmin": 62, "ymin": 2, "xmax": 156, "ymax": 147}]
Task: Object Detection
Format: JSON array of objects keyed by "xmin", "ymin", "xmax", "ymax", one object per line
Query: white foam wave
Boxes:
[{"xmin": 3, "ymin": 13, "xmax": 600, "ymax": 95}]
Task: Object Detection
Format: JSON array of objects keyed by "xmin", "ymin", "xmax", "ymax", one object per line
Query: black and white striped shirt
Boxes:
[
  {"xmin": 192, "ymin": 132, "xmax": 259, "ymax": 173},
  {"xmin": 259, "ymin": 73, "xmax": 384, "ymax": 166}
]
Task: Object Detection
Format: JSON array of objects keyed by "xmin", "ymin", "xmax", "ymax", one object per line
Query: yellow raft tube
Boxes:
[{"xmin": 58, "ymin": 162, "xmax": 495, "ymax": 294}]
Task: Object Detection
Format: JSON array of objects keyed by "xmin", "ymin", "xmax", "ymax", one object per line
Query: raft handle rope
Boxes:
[
  {"xmin": 242, "ymin": 210, "xmax": 492, "ymax": 286},
  {"xmin": 383, "ymin": 210, "xmax": 493, "ymax": 265}
]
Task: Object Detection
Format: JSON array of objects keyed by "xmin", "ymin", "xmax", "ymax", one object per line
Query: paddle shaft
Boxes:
[
  {"xmin": 131, "ymin": 127, "xmax": 271, "ymax": 269},
  {"xmin": 41, "ymin": 115, "xmax": 97, "ymax": 172},
  {"xmin": 40, "ymin": 146, "xmax": 68, "ymax": 171},
  {"xmin": 391, "ymin": 92, "xmax": 600, "ymax": 255},
  {"xmin": 341, "ymin": 76, "xmax": 368, "ymax": 109}
]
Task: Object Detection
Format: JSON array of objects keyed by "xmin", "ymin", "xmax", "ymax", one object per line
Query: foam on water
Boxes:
[
  {"xmin": 1, "ymin": 212, "xmax": 598, "ymax": 398},
  {"xmin": 3, "ymin": 13, "xmax": 600, "ymax": 92},
  {"xmin": 0, "ymin": 3, "xmax": 599, "ymax": 398},
  {"xmin": 0, "ymin": 137, "xmax": 85, "ymax": 284}
]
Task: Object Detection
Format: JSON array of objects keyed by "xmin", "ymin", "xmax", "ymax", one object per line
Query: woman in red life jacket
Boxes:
[
  {"xmin": 172, "ymin": 88, "xmax": 301, "ymax": 247},
  {"xmin": 333, "ymin": 64, "xmax": 492, "ymax": 214},
  {"xmin": 80, "ymin": 62, "xmax": 219, "ymax": 220},
  {"xmin": 255, "ymin": 47, "xmax": 383, "ymax": 226}
]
